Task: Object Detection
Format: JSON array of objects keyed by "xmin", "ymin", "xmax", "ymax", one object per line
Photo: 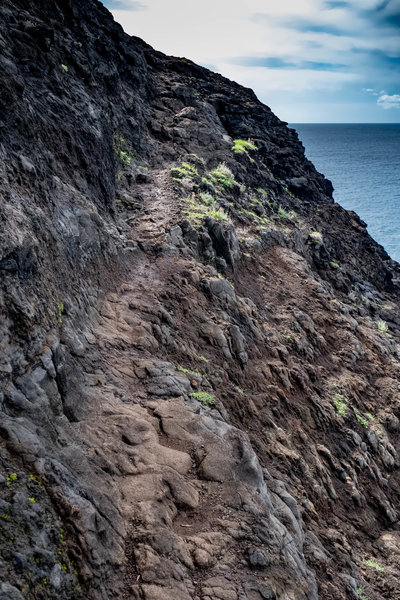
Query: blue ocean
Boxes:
[{"xmin": 291, "ymin": 124, "xmax": 400, "ymax": 262}]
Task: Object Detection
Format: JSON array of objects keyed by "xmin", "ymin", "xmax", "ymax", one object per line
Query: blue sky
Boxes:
[{"xmin": 102, "ymin": 0, "xmax": 400, "ymax": 123}]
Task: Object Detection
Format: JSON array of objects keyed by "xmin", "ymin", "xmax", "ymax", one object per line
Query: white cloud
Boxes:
[
  {"xmin": 216, "ymin": 64, "xmax": 358, "ymax": 93},
  {"xmin": 377, "ymin": 93, "xmax": 400, "ymax": 109},
  {"xmin": 106, "ymin": 0, "xmax": 400, "ymax": 122}
]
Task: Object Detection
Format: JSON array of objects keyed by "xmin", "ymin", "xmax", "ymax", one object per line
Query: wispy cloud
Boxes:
[
  {"xmin": 230, "ymin": 56, "xmax": 347, "ymax": 71},
  {"xmin": 377, "ymin": 93, "xmax": 400, "ymax": 109},
  {"xmin": 277, "ymin": 19, "xmax": 345, "ymax": 35},
  {"xmin": 325, "ymin": 1, "xmax": 350, "ymax": 8}
]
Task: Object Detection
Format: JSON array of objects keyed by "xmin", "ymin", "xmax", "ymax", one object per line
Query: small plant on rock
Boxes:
[
  {"xmin": 333, "ymin": 394, "xmax": 347, "ymax": 418},
  {"xmin": 190, "ymin": 391, "xmax": 214, "ymax": 406},
  {"xmin": 376, "ymin": 320, "xmax": 388, "ymax": 333},
  {"xmin": 310, "ymin": 231, "xmax": 323, "ymax": 244},
  {"xmin": 113, "ymin": 135, "xmax": 134, "ymax": 166},
  {"xmin": 283, "ymin": 186, "xmax": 294, "ymax": 198},
  {"xmin": 208, "ymin": 163, "xmax": 238, "ymax": 189},
  {"xmin": 232, "ymin": 139, "xmax": 258, "ymax": 160},
  {"xmin": 182, "ymin": 195, "xmax": 229, "ymax": 226},
  {"xmin": 256, "ymin": 188, "xmax": 269, "ymax": 198},
  {"xmin": 363, "ymin": 559, "xmax": 384, "ymax": 572},
  {"xmin": 277, "ymin": 206, "xmax": 287, "ymax": 219},
  {"xmin": 170, "ymin": 162, "xmax": 198, "ymax": 180},
  {"xmin": 356, "ymin": 588, "xmax": 368, "ymax": 600},
  {"xmin": 177, "ymin": 365, "xmax": 201, "ymax": 376},
  {"xmin": 356, "ymin": 414, "xmax": 368, "ymax": 427}
]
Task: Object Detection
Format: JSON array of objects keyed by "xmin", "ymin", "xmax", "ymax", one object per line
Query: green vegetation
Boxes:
[
  {"xmin": 235, "ymin": 386, "xmax": 244, "ymax": 394},
  {"xmin": 277, "ymin": 206, "xmax": 287, "ymax": 219},
  {"xmin": 238, "ymin": 208, "xmax": 272, "ymax": 228},
  {"xmin": 28, "ymin": 474, "xmax": 42, "ymax": 485},
  {"xmin": 1, "ymin": 514, "xmax": 8, "ymax": 520},
  {"xmin": 232, "ymin": 139, "xmax": 258, "ymax": 159},
  {"xmin": 365, "ymin": 412, "xmax": 374, "ymax": 421},
  {"xmin": 57, "ymin": 303, "xmax": 64, "ymax": 324},
  {"xmin": 283, "ymin": 186, "xmax": 294, "ymax": 198},
  {"xmin": 376, "ymin": 320, "xmax": 388, "ymax": 333},
  {"xmin": 170, "ymin": 162, "xmax": 198, "ymax": 180},
  {"xmin": 6, "ymin": 473, "xmax": 17, "ymax": 484},
  {"xmin": 113, "ymin": 135, "xmax": 134, "ymax": 165},
  {"xmin": 61, "ymin": 64, "xmax": 68, "ymax": 72},
  {"xmin": 333, "ymin": 393, "xmax": 347, "ymax": 417},
  {"xmin": 182, "ymin": 195, "xmax": 229, "ymax": 226},
  {"xmin": 356, "ymin": 414, "xmax": 368, "ymax": 427},
  {"xmin": 208, "ymin": 163, "xmax": 238, "ymax": 189},
  {"xmin": 28, "ymin": 497, "xmax": 36, "ymax": 503},
  {"xmin": 310, "ymin": 231, "xmax": 323, "ymax": 244},
  {"xmin": 256, "ymin": 188, "xmax": 269, "ymax": 198},
  {"xmin": 190, "ymin": 391, "xmax": 214, "ymax": 406},
  {"xmin": 330, "ymin": 261, "xmax": 340, "ymax": 269},
  {"xmin": 199, "ymin": 355, "xmax": 209, "ymax": 363},
  {"xmin": 177, "ymin": 365, "xmax": 201, "ymax": 376},
  {"xmin": 363, "ymin": 559, "xmax": 384, "ymax": 572},
  {"xmin": 356, "ymin": 588, "xmax": 368, "ymax": 600},
  {"xmin": 199, "ymin": 192, "xmax": 214, "ymax": 206}
]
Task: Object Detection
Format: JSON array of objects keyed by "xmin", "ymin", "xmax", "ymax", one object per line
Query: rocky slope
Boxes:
[{"xmin": 1, "ymin": 1, "xmax": 400, "ymax": 599}]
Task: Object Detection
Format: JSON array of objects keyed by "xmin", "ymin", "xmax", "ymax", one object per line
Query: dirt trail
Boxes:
[{"xmin": 76, "ymin": 173, "xmax": 320, "ymax": 600}]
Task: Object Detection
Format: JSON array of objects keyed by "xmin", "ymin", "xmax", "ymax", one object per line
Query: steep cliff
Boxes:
[{"xmin": 1, "ymin": 1, "xmax": 400, "ymax": 599}]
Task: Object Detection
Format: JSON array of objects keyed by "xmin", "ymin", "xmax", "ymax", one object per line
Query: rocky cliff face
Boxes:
[{"xmin": 1, "ymin": 1, "xmax": 400, "ymax": 599}]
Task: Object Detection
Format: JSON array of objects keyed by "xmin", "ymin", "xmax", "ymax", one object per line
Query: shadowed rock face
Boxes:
[{"xmin": 1, "ymin": 1, "xmax": 400, "ymax": 599}]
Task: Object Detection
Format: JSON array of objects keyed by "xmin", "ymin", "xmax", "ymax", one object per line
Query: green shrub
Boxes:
[
  {"xmin": 333, "ymin": 394, "xmax": 347, "ymax": 417},
  {"xmin": 356, "ymin": 414, "xmax": 368, "ymax": 427},
  {"xmin": 177, "ymin": 365, "xmax": 201, "ymax": 376},
  {"xmin": 182, "ymin": 195, "xmax": 229, "ymax": 226},
  {"xmin": 190, "ymin": 391, "xmax": 214, "ymax": 406},
  {"xmin": 170, "ymin": 162, "xmax": 198, "ymax": 180},
  {"xmin": 232, "ymin": 139, "xmax": 258, "ymax": 157},
  {"xmin": 277, "ymin": 206, "xmax": 287, "ymax": 219},
  {"xmin": 113, "ymin": 135, "xmax": 134, "ymax": 165},
  {"xmin": 208, "ymin": 163, "xmax": 237, "ymax": 189},
  {"xmin": 376, "ymin": 320, "xmax": 388, "ymax": 333},
  {"xmin": 6, "ymin": 473, "xmax": 17, "ymax": 484},
  {"xmin": 363, "ymin": 559, "xmax": 384, "ymax": 572}
]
